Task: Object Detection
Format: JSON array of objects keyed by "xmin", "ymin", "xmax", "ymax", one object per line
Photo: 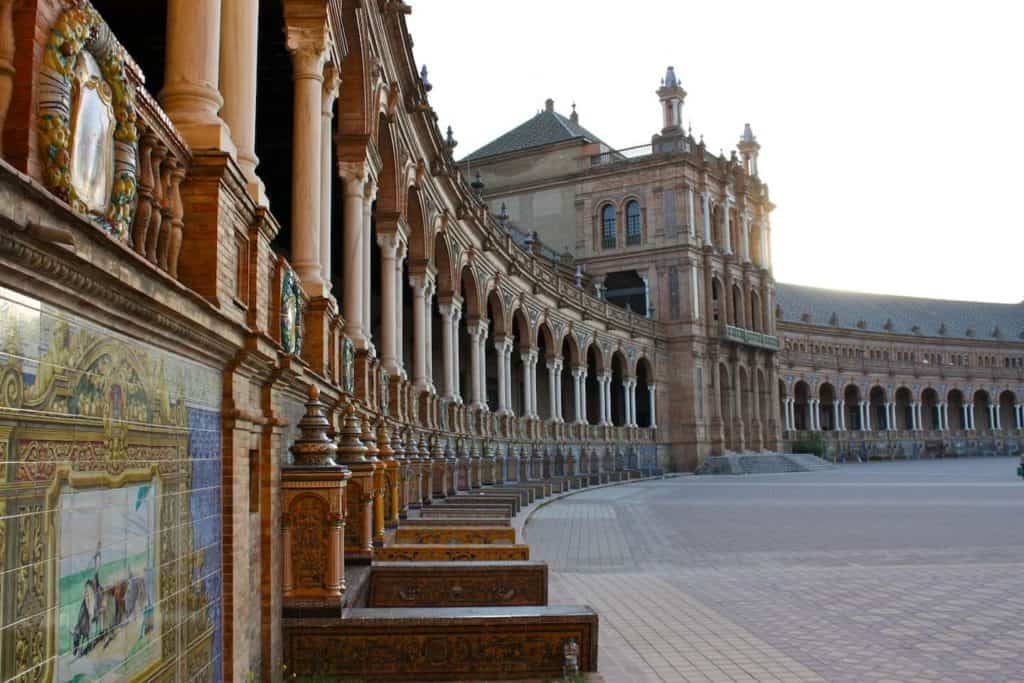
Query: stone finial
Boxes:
[
  {"xmin": 570, "ymin": 102, "xmax": 579, "ymax": 125},
  {"xmin": 419, "ymin": 64, "xmax": 432, "ymax": 92},
  {"xmin": 377, "ymin": 420, "xmax": 394, "ymax": 460},
  {"xmin": 662, "ymin": 66, "xmax": 679, "ymax": 88},
  {"xmin": 992, "ymin": 325, "xmax": 1002, "ymax": 339},
  {"xmin": 289, "ymin": 385, "xmax": 339, "ymax": 467},
  {"xmin": 856, "ymin": 319, "xmax": 867, "ymax": 329},
  {"xmin": 742, "ymin": 122, "xmax": 756, "ymax": 143},
  {"xmin": 335, "ymin": 403, "xmax": 367, "ymax": 462},
  {"xmin": 445, "ymin": 125, "xmax": 457, "ymax": 150},
  {"xmin": 390, "ymin": 424, "xmax": 405, "ymax": 460},
  {"xmin": 545, "ymin": 97, "xmax": 554, "ymax": 113},
  {"xmin": 829, "ymin": 312, "xmax": 839, "ymax": 326},
  {"xmin": 911, "ymin": 325, "xmax": 921, "ymax": 334},
  {"xmin": 800, "ymin": 312, "xmax": 812, "ymax": 323},
  {"xmin": 471, "ymin": 171, "xmax": 485, "ymax": 195},
  {"xmin": 965, "ymin": 327, "xmax": 975, "ymax": 337},
  {"xmin": 361, "ymin": 416, "xmax": 379, "ymax": 461},
  {"xmin": 938, "ymin": 322, "xmax": 948, "ymax": 335},
  {"xmin": 883, "ymin": 318, "xmax": 894, "ymax": 331}
]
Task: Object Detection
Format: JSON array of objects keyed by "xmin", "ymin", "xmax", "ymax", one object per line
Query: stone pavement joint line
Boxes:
[{"xmin": 527, "ymin": 458, "xmax": 1024, "ymax": 683}]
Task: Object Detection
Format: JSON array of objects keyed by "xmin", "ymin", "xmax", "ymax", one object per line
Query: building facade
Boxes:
[{"xmin": 0, "ymin": 1, "xmax": 1020, "ymax": 681}]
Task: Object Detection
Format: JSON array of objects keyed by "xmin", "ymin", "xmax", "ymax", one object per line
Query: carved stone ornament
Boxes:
[
  {"xmin": 342, "ymin": 337, "xmax": 355, "ymax": 394},
  {"xmin": 281, "ymin": 266, "xmax": 304, "ymax": 355},
  {"xmin": 38, "ymin": 2, "xmax": 138, "ymax": 239},
  {"xmin": 289, "ymin": 385, "xmax": 340, "ymax": 467}
]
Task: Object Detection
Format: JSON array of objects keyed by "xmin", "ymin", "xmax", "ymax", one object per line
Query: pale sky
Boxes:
[{"xmin": 406, "ymin": 1, "xmax": 1024, "ymax": 304}]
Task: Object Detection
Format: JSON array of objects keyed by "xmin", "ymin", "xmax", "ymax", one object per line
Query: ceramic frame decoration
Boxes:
[
  {"xmin": 280, "ymin": 267, "xmax": 304, "ymax": 356},
  {"xmin": 38, "ymin": 2, "xmax": 138, "ymax": 240}
]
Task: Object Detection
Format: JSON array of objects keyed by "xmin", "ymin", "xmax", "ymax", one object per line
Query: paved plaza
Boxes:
[{"xmin": 526, "ymin": 458, "xmax": 1024, "ymax": 682}]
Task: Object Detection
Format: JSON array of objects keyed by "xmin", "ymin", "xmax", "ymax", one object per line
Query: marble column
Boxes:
[
  {"xmin": 741, "ymin": 210, "xmax": 751, "ymax": 262},
  {"xmin": 319, "ymin": 63, "xmax": 339, "ymax": 286},
  {"xmin": 467, "ymin": 320, "xmax": 488, "ymax": 410},
  {"xmin": 521, "ymin": 350, "xmax": 538, "ymax": 418},
  {"xmin": 701, "ymin": 191, "xmax": 711, "ymax": 244},
  {"xmin": 438, "ymin": 302, "xmax": 456, "ymax": 401},
  {"xmin": 451, "ymin": 301, "xmax": 463, "ymax": 403},
  {"xmin": 573, "ymin": 366, "xmax": 586, "ymax": 424},
  {"xmin": 503, "ymin": 342, "xmax": 514, "ymax": 414},
  {"xmin": 162, "ymin": 0, "xmax": 234, "ymax": 151},
  {"xmin": 495, "ymin": 338, "xmax": 510, "ymax": 414},
  {"xmin": 600, "ymin": 373, "xmax": 612, "ymax": 426},
  {"xmin": 286, "ymin": 35, "xmax": 327, "ymax": 295},
  {"xmin": 424, "ymin": 279, "xmax": 435, "ymax": 389},
  {"xmin": 220, "ymin": 0, "xmax": 264, "ymax": 201},
  {"xmin": 342, "ymin": 172, "xmax": 366, "ymax": 344},
  {"xmin": 722, "ymin": 196, "xmax": 733, "ymax": 254},
  {"xmin": 362, "ymin": 181, "xmax": 377, "ymax": 350},
  {"xmin": 548, "ymin": 359, "xmax": 562, "ymax": 422},
  {"xmin": 410, "ymin": 273, "xmax": 433, "ymax": 393},
  {"xmin": 377, "ymin": 232, "xmax": 401, "ymax": 374},
  {"xmin": 394, "ymin": 242, "xmax": 406, "ymax": 373},
  {"xmin": 687, "ymin": 187, "xmax": 697, "ymax": 238},
  {"xmin": 648, "ymin": 383, "xmax": 658, "ymax": 429}
]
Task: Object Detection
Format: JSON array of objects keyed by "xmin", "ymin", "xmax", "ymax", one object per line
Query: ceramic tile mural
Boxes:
[{"xmin": 0, "ymin": 287, "xmax": 223, "ymax": 682}]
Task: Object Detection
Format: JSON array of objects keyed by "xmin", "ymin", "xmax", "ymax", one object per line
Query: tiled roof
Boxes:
[
  {"xmin": 462, "ymin": 110, "xmax": 607, "ymax": 162},
  {"xmin": 775, "ymin": 283, "xmax": 1024, "ymax": 341}
]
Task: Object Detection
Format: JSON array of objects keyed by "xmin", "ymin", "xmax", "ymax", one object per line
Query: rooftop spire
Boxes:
[
  {"xmin": 544, "ymin": 98, "xmax": 555, "ymax": 113},
  {"xmin": 656, "ymin": 65, "xmax": 686, "ymax": 135},
  {"xmin": 570, "ymin": 101, "xmax": 578, "ymax": 124}
]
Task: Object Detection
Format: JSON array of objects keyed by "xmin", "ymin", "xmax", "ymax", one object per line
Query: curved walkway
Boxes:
[{"xmin": 525, "ymin": 458, "xmax": 1024, "ymax": 683}]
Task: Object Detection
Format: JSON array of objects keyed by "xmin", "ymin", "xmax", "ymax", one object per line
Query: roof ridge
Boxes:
[{"xmin": 777, "ymin": 281, "xmax": 1023, "ymax": 308}]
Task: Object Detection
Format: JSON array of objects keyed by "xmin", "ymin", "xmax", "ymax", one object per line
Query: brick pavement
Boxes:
[{"xmin": 525, "ymin": 457, "xmax": 1024, "ymax": 682}]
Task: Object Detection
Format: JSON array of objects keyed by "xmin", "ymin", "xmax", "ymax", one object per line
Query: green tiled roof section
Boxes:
[{"xmin": 462, "ymin": 110, "xmax": 608, "ymax": 162}]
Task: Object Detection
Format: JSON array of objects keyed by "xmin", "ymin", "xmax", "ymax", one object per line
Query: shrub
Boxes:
[{"xmin": 791, "ymin": 432, "xmax": 826, "ymax": 458}]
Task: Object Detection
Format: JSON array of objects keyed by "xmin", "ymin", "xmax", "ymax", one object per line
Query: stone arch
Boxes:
[
  {"xmin": 637, "ymin": 356, "xmax": 654, "ymax": 428},
  {"xmin": 731, "ymin": 283, "xmax": 744, "ymax": 327},
  {"xmin": 375, "ymin": 113, "xmax": 402, "ymax": 216},
  {"xmin": 610, "ymin": 350, "xmax": 626, "ymax": 423},
  {"xmin": 843, "ymin": 383, "xmax": 862, "ymax": 430},
  {"xmin": 536, "ymin": 321, "xmax": 556, "ymax": 420},
  {"xmin": 338, "ymin": 6, "xmax": 373, "ymax": 138},
  {"xmin": 459, "ymin": 264, "xmax": 483, "ymax": 320},
  {"xmin": 405, "ymin": 186, "xmax": 429, "ymax": 265},
  {"xmin": 749, "ymin": 289, "xmax": 762, "ymax": 332},
  {"xmin": 998, "ymin": 389, "xmax": 1016, "ymax": 431},
  {"xmin": 973, "ymin": 389, "xmax": 992, "ymax": 430},
  {"xmin": 868, "ymin": 385, "xmax": 888, "ymax": 431},
  {"xmin": 793, "ymin": 380, "xmax": 811, "ymax": 431},
  {"xmin": 562, "ymin": 331, "xmax": 581, "ymax": 368},
  {"xmin": 921, "ymin": 386, "xmax": 940, "ymax": 430},
  {"xmin": 947, "ymin": 388, "xmax": 966, "ymax": 430},
  {"xmin": 585, "ymin": 343, "xmax": 603, "ymax": 425},
  {"xmin": 432, "ymin": 231, "xmax": 455, "ymax": 298},
  {"xmin": 819, "ymin": 382, "xmax": 836, "ymax": 430},
  {"xmin": 894, "ymin": 386, "xmax": 913, "ymax": 430}
]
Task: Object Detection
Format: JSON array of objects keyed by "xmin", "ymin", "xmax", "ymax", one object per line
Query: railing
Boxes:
[
  {"xmin": 590, "ymin": 138, "xmax": 693, "ymax": 167},
  {"xmin": 721, "ymin": 324, "xmax": 781, "ymax": 351}
]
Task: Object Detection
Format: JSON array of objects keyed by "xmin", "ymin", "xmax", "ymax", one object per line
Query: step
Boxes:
[
  {"xmin": 401, "ymin": 518, "xmax": 511, "ymax": 528},
  {"xmin": 283, "ymin": 605, "xmax": 597, "ymax": 680},
  {"xmin": 367, "ymin": 561, "xmax": 547, "ymax": 608},
  {"xmin": 375, "ymin": 544, "xmax": 530, "ymax": 562}
]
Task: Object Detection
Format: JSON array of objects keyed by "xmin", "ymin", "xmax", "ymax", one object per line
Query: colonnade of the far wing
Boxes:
[{"xmin": 152, "ymin": 0, "xmax": 658, "ymax": 430}]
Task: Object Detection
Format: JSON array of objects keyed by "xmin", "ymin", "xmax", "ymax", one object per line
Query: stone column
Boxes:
[
  {"xmin": 410, "ymin": 273, "xmax": 433, "ymax": 393},
  {"xmin": 286, "ymin": 31, "xmax": 327, "ymax": 295},
  {"xmin": 701, "ymin": 191, "xmax": 712, "ymax": 244},
  {"xmin": 648, "ymin": 383, "xmax": 658, "ymax": 429},
  {"xmin": 377, "ymin": 232, "xmax": 401, "ymax": 374},
  {"xmin": 572, "ymin": 366, "xmax": 586, "ymax": 424},
  {"xmin": 551, "ymin": 361, "xmax": 561, "ymax": 423},
  {"xmin": 161, "ymin": 0, "xmax": 234, "ymax": 151},
  {"xmin": 424, "ymin": 279, "xmax": 435, "ymax": 389},
  {"xmin": 394, "ymin": 242, "xmax": 406, "ymax": 373},
  {"xmin": 451, "ymin": 301, "xmax": 463, "ymax": 403},
  {"xmin": 962, "ymin": 404, "xmax": 970, "ymax": 431},
  {"xmin": 504, "ymin": 341, "xmax": 514, "ymax": 414},
  {"xmin": 220, "ymin": 0, "xmax": 264, "ymax": 201},
  {"xmin": 687, "ymin": 187, "xmax": 697, "ymax": 238},
  {"xmin": 342, "ymin": 172, "xmax": 366, "ymax": 344},
  {"xmin": 362, "ymin": 181, "xmax": 377, "ymax": 350},
  {"xmin": 741, "ymin": 210, "xmax": 751, "ymax": 262},
  {"xmin": 1016, "ymin": 404, "xmax": 1022, "ymax": 429},
  {"xmin": 467, "ymin": 320, "xmax": 488, "ymax": 409},
  {"xmin": 438, "ymin": 302, "xmax": 456, "ymax": 401},
  {"xmin": 834, "ymin": 401, "xmax": 841, "ymax": 432},
  {"xmin": 600, "ymin": 373, "xmax": 612, "ymax": 426},
  {"xmin": 521, "ymin": 350, "xmax": 538, "ymax": 418},
  {"xmin": 722, "ymin": 196, "xmax": 733, "ymax": 254},
  {"xmin": 319, "ymin": 63, "xmax": 339, "ymax": 285},
  {"xmin": 495, "ymin": 338, "xmax": 510, "ymax": 414}
]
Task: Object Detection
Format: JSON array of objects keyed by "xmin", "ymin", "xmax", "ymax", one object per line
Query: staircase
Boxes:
[{"xmin": 698, "ymin": 451, "xmax": 835, "ymax": 475}]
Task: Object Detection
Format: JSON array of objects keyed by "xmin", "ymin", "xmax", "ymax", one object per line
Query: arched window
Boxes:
[
  {"xmin": 625, "ymin": 200, "xmax": 642, "ymax": 245},
  {"xmin": 601, "ymin": 204, "xmax": 616, "ymax": 249}
]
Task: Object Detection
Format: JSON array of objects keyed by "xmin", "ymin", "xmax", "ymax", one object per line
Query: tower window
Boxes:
[
  {"xmin": 601, "ymin": 204, "xmax": 616, "ymax": 249},
  {"xmin": 626, "ymin": 200, "xmax": 642, "ymax": 245}
]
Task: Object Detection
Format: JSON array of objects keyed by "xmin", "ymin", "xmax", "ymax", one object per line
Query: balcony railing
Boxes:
[{"xmin": 721, "ymin": 323, "xmax": 781, "ymax": 351}]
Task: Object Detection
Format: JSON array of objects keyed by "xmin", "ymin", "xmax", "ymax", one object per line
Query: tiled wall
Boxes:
[{"xmin": 0, "ymin": 287, "xmax": 223, "ymax": 682}]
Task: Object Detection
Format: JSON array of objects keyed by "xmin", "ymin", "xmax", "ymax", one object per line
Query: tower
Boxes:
[
  {"xmin": 657, "ymin": 66, "xmax": 686, "ymax": 135},
  {"xmin": 738, "ymin": 123, "xmax": 761, "ymax": 177}
]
